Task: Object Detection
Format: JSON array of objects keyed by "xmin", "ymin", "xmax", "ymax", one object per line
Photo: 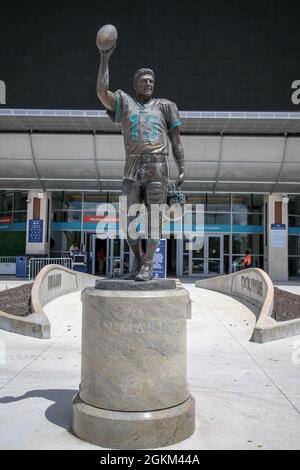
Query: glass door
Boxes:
[
  {"xmin": 122, "ymin": 240, "xmax": 130, "ymax": 276},
  {"xmin": 90, "ymin": 234, "xmax": 110, "ymax": 276},
  {"xmin": 108, "ymin": 238, "xmax": 130, "ymax": 277},
  {"xmin": 178, "ymin": 234, "xmax": 224, "ymax": 277},
  {"xmin": 205, "ymin": 234, "xmax": 223, "ymax": 276},
  {"xmin": 191, "ymin": 240, "xmax": 205, "ymax": 276}
]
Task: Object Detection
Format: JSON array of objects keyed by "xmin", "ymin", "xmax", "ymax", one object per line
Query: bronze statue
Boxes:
[{"xmin": 96, "ymin": 33, "xmax": 185, "ymax": 281}]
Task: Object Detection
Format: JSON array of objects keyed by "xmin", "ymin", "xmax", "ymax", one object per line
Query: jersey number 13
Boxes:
[{"xmin": 130, "ymin": 114, "xmax": 159, "ymax": 142}]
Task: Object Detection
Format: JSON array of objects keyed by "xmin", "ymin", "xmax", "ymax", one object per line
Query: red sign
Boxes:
[
  {"xmin": 0, "ymin": 216, "xmax": 13, "ymax": 224},
  {"xmin": 84, "ymin": 215, "xmax": 119, "ymax": 223}
]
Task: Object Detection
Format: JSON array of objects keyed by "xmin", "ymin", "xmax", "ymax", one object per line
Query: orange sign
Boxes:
[
  {"xmin": 84, "ymin": 215, "xmax": 119, "ymax": 223},
  {"xmin": 0, "ymin": 216, "xmax": 13, "ymax": 224}
]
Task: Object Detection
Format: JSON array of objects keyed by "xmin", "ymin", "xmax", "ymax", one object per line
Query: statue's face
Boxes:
[{"xmin": 135, "ymin": 74, "xmax": 154, "ymax": 100}]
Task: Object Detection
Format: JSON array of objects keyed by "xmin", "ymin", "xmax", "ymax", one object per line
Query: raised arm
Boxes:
[
  {"xmin": 96, "ymin": 45, "xmax": 117, "ymax": 112},
  {"xmin": 169, "ymin": 126, "xmax": 185, "ymax": 187}
]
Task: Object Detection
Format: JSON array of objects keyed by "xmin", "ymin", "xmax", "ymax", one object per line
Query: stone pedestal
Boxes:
[{"xmin": 72, "ymin": 279, "xmax": 195, "ymax": 449}]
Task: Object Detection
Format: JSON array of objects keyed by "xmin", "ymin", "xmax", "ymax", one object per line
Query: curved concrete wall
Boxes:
[
  {"xmin": 31, "ymin": 265, "xmax": 98, "ymax": 313},
  {"xmin": 0, "ymin": 310, "xmax": 51, "ymax": 339},
  {"xmin": 0, "ymin": 265, "xmax": 99, "ymax": 339},
  {"xmin": 196, "ymin": 268, "xmax": 300, "ymax": 343}
]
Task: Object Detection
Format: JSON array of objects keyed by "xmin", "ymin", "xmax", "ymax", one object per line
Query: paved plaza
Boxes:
[{"xmin": 0, "ymin": 282, "xmax": 299, "ymax": 450}]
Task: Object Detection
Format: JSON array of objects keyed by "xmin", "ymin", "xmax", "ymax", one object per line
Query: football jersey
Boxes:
[{"xmin": 108, "ymin": 90, "xmax": 182, "ymax": 181}]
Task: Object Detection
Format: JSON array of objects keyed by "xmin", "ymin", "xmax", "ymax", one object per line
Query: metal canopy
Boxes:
[
  {"xmin": 1, "ymin": 109, "xmax": 300, "ymax": 134},
  {"xmin": 0, "ymin": 109, "xmax": 300, "ymax": 193}
]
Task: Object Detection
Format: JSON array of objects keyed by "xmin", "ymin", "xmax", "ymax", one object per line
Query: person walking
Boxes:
[{"xmin": 243, "ymin": 250, "xmax": 252, "ymax": 269}]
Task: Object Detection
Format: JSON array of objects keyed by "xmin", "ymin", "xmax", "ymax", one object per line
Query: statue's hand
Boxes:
[
  {"xmin": 176, "ymin": 171, "xmax": 185, "ymax": 187},
  {"xmin": 98, "ymin": 42, "xmax": 117, "ymax": 58}
]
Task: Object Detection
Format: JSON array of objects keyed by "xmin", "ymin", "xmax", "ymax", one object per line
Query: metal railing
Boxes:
[
  {"xmin": 28, "ymin": 257, "xmax": 72, "ymax": 281},
  {"xmin": 0, "ymin": 257, "xmax": 17, "ymax": 275}
]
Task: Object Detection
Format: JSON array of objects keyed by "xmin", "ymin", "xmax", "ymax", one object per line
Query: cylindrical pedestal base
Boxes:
[
  {"xmin": 72, "ymin": 279, "xmax": 195, "ymax": 449},
  {"xmin": 72, "ymin": 393, "xmax": 195, "ymax": 450}
]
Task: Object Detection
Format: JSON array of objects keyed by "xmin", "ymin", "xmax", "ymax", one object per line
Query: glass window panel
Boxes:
[
  {"xmin": 255, "ymin": 234, "xmax": 264, "ymax": 255},
  {"xmin": 13, "ymin": 212, "xmax": 27, "ymax": 223},
  {"xmin": 232, "ymin": 213, "xmax": 262, "ymax": 225},
  {"xmin": 288, "ymin": 236, "xmax": 300, "ymax": 256},
  {"xmin": 62, "ymin": 192, "xmax": 82, "ymax": 211},
  {"xmin": 182, "ymin": 255, "xmax": 189, "ymax": 275},
  {"xmin": 252, "ymin": 256, "xmax": 264, "ymax": 269},
  {"xmin": 14, "ymin": 192, "xmax": 27, "ymax": 211},
  {"xmin": 108, "ymin": 202, "xmax": 120, "ymax": 211},
  {"xmin": 232, "ymin": 234, "xmax": 263, "ymax": 255},
  {"xmin": 183, "ymin": 236, "xmax": 198, "ymax": 254},
  {"xmin": 50, "ymin": 232, "xmax": 63, "ymax": 254},
  {"xmin": 192, "ymin": 259, "xmax": 204, "ymax": 275},
  {"xmin": 232, "ymin": 194, "xmax": 252, "ymax": 212},
  {"xmin": 208, "ymin": 237, "xmax": 220, "ymax": 258},
  {"xmin": 84, "ymin": 192, "xmax": 109, "ymax": 210},
  {"xmin": 123, "ymin": 253, "xmax": 130, "ymax": 275},
  {"xmin": 289, "ymin": 257, "xmax": 300, "ymax": 277},
  {"xmin": 232, "ymin": 255, "xmax": 245, "ymax": 272},
  {"xmin": 224, "ymin": 255, "xmax": 230, "ymax": 274},
  {"xmin": 0, "ymin": 192, "xmax": 13, "ymax": 212},
  {"xmin": 0, "ymin": 231, "xmax": 26, "ymax": 256},
  {"xmin": 224, "ymin": 235, "xmax": 230, "ymax": 254},
  {"xmin": 51, "ymin": 192, "xmax": 64, "ymax": 210},
  {"xmin": 186, "ymin": 195, "xmax": 206, "ymax": 210},
  {"xmin": 207, "ymin": 194, "xmax": 231, "ymax": 212},
  {"xmin": 52, "ymin": 211, "xmax": 82, "ymax": 223},
  {"xmin": 232, "ymin": 194, "xmax": 263, "ymax": 212},
  {"xmin": 252, "ymin": 213, "xmax": 263, "ymax": 225},
  {"xmin": 113, "ymin": 239, "xmax": 121, "ymax": 257},
  {"xmin": 288, "ymin": 196, "xmax": 300, "ymax": 216},
  {"xmin": 206, "ymin": 213, "xmax": 230, "ymax": 225},
  {"xmin": 192, "ymin": 244, "xmax": 204, "ymax": 258},
  {"xmin": 252, "ymin": 195, "xmax": 264, "ymax": 212},
  {"xmin": 208, "ymin": 260, "xmax": 220, "ymax": 275},
  {"xmin": 59, "ymin": 232, "xmax": 81, "ymax": 252},
  {"xmin": 108, "ymin": 194, "xmax": 122, "ymax": 203},
  {"xmin": 232, "ymin": 235, "xmax": 247, "ymax": 254},
  {"xmin": 288, "ymin": 216, "xmax": 300, "ymax": 228}
]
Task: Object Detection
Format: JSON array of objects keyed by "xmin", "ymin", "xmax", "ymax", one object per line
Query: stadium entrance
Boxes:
[{"xmin": 88, "ymin": 233, "xmax": 227, "ymax": 278}]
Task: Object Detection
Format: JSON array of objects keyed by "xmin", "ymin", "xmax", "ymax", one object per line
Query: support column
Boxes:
[
  {"xmin": 25, "ymin": 191, "xmax": 52, "ymax": 256},
  {"xmin": 265, "ymin": 193, "xmax": 289, "ymax": 282}
]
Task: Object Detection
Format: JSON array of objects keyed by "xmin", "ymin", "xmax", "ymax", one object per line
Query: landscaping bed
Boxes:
[
  {"xmin": 0, "ymin": 283, "xmax": 33, "ymax": 317},
  {"xmin": 272, "ymin": 287, "xmax": 300, "ymax": 322}
]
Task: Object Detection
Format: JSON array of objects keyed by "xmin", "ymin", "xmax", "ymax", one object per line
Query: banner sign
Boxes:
[
  {"xmin": 28, "ymin": 219, "xmax": 43, "ymax": 243},
  {"xmin": 152, "ymin": 239, "xmax": 167, "ymax": 279},
  {"xmin": 271, "ymin": 224, "xmax": 286, "ymax": 248}
]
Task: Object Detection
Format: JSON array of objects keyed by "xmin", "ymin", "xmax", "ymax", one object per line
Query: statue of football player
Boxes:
[{"xmin": 96, "ymin": 42, "xmax": 185, "ymax": 281}]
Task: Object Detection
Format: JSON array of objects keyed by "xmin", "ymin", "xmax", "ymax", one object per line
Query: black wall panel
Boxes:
[{"xmin": 0, "ymin": 0, "xmax": 299, "ymax": 110}]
